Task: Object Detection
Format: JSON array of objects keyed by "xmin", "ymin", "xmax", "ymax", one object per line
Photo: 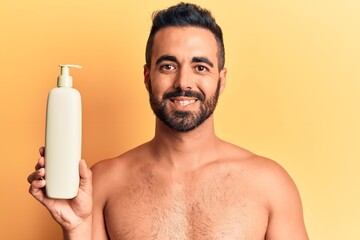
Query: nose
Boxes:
[{"xmin": 173, "ymin": 66, "xmax": 194, "ymax": 90}]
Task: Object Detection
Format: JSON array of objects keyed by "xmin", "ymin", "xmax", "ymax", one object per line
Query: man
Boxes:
[{"xmin": 28, "ymin": 3, "xmax": 308, "ymax": 239}]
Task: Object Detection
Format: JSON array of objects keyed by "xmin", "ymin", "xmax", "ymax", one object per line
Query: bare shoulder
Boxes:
[
  {"xmin": 221, "ymin": 142, "xmax": 308, "ymax": 239},
  {"xmin": 247, "ymin": 155, "xmax": 308, "ymax": 239},
  {"xmin": 220, "ymin": 141, "xmax": 302, "ymax": 211},
  {"xmin": 90, "ymin": 143, "xmax": 151, "ymax": 196},
  {"xmin": 221, "ymin": 141, "xmax": 296, "ymax": 188}
]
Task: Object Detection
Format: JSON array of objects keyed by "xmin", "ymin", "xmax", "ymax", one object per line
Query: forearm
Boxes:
[{"xmin": 63, "ymin": 216, "xmax": 92, "ymax": 240}]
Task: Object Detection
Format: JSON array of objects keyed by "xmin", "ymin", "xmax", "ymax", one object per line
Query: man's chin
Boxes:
[
  {"xmin": 166, "ymin": 123, "xmax": 198, "ymax": 133},
  {"xmin": 162, "ymin": 119, "xmax": 196, "ymax": 133},
  {"xmin": 172, "ymin": 110, "xmax": 193, "ymax": 118}
]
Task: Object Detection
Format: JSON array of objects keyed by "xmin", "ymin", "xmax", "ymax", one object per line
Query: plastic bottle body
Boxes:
[{"xmin": 45, "ymin": 87, "xmax": 82, "ymax": 199}]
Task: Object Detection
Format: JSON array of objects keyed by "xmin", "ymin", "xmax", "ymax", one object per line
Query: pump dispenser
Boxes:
[
  {"xmin": 45, "ymin": 64, "xmax": 82, "ymax": 199},
  {"xmin": 57, "ymin": 64, "xmax": 81, "ymax": 87}
]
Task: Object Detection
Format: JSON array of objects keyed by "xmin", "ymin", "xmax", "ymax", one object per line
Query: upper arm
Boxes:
[
  {"xmin": 91, "ymin": 161, "xmax": 110, "ymax": 240},
  {"xmin": 263, "ymin": 162, "xmax": 308, "ymax": 240}
]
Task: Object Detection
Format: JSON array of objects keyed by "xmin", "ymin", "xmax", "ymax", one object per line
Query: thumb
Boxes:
[{"xmin": 79, "ymin": 159, "xmax": 92, "ymax": 194}]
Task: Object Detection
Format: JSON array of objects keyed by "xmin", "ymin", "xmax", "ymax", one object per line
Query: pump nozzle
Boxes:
[{"xmin": 58, "ymin": 64, "xmax": 82, "ymax": 87}]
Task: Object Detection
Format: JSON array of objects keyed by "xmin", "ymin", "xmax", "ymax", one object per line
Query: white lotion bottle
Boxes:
[{"xmin": 45, "ymin": 64, "xmax": 82, "ymax": 199}]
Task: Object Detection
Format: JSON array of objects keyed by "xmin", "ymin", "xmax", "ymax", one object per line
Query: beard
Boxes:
[{"xmin": 148, "ymin": 80, "xmax": 221, "ymax": 133}]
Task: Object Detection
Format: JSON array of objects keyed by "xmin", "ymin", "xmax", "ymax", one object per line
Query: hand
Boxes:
[{"xmin": 28, "ymin": 147, "xmax": 93, "ymax": 233}]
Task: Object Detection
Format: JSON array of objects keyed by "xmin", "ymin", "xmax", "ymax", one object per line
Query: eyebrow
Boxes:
[
  {"xmin": 192, "ymin": 57, "xmax": 214, "ymax": 68},
  {"xmin": 155, "ymin": 55, "xmax": 178, "ymax": 65},
  {"xmin": 155, "ymin": 55, "xmax": 214, "ymax": 68}
]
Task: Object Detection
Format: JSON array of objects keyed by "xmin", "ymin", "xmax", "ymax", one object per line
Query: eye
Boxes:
[
  {"xmin": 160, "ymin": 64, "xmax": 176, "ymax": 71},
  {"xmin": 195, "ymin": 65, "xmax": 208, "ymax": 72}
]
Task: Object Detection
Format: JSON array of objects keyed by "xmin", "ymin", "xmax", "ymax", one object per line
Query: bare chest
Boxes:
[{"xmin": 104, "ymin": 171, "xmax": 268, "ymax": 240}]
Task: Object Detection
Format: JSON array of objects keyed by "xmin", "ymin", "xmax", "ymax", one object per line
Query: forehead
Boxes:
[{"xmin": 151, "ymin": 26, "xmax": 218, "ymax": 64}]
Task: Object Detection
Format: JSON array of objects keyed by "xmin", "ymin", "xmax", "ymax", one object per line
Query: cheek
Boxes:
[
  {"xmin": 197, "ymin": 78, "xmax": 219, "ymax": 96},
  {"xmin": 148, "ymin": 80, "xmax": 169, "ymax": 98},
  {"xmin": 149, "ymin": 74, "xmax": 175, "ymax": 95}
]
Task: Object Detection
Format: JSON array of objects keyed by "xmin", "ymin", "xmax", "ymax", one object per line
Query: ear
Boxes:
[
  {"xmin": 219, "ymin": 68, "xmax": 227, "ymax": 94},
  {"xmin": 143, "ymin": 64, "xmax": 151, "ymax": 92}
]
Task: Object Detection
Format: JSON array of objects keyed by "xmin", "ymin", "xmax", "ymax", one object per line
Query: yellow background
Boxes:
[{"xmin": 1, "ymin": 0, "xmax": 359, "ymax": 239}]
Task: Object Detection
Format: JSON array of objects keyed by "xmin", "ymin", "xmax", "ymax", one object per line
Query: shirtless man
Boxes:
[{"xmin": 28, "ymin": 3, "xmax": 308, "ymax": 239}]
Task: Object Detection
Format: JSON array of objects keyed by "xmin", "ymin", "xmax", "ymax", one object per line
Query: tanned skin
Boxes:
[{"xmin": 28, "ymin": 26, "xmax": 308, "ymax": 240}]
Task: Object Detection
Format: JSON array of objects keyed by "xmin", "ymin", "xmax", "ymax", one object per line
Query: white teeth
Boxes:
[{"xmin": 174, "ymin": 100, "xmax": 196, "ymax": 106}]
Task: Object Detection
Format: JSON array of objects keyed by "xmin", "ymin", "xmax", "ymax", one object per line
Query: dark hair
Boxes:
[{"xmin": 145, "ymin": 2, "xmax": 225, "ymax": 70}]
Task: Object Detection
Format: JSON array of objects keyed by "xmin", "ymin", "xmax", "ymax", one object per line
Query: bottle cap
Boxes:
[{"xmin": 57, "ymin": 64, "xmax": 82, "ymax": 87}]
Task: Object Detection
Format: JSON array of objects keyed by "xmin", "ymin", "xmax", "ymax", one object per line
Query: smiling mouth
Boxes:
[{"xmin": 171, "ymin": 99, "xmax": 197, "ymax": 107}]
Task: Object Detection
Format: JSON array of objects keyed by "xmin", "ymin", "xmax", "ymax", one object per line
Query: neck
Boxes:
[{"xmin": 150, "ymin": 116, "xmax": 221, "ymax": 171}]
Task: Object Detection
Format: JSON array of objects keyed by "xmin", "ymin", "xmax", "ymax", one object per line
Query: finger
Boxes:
[
  {"xmin": 27, "ymin": 168, "xmax": 45, "ymax": 183},
  {"xmin": 29, "ymin": 179, "xmax": 46, "ymax": 203},
  {"xmin": 30, "ymin": 178, "xmax": 46, "ymax": 190},
  {"xmin": 39, "ymin": 146, "xmax": 45, "ymax": 157},
  {"xmin": 35, "ymin": 156, "xmax": 45, "ymax": 170}
]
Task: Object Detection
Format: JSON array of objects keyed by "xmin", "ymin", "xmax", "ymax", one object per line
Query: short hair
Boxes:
[{"xmin": 145, "ymin": 2, "xmax": 225, "ymax": 70}]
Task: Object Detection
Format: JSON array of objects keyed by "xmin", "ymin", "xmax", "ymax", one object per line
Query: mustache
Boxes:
[{"xmin": 163, "ymin": 89, "xmax": 205, "ymax": 101}]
